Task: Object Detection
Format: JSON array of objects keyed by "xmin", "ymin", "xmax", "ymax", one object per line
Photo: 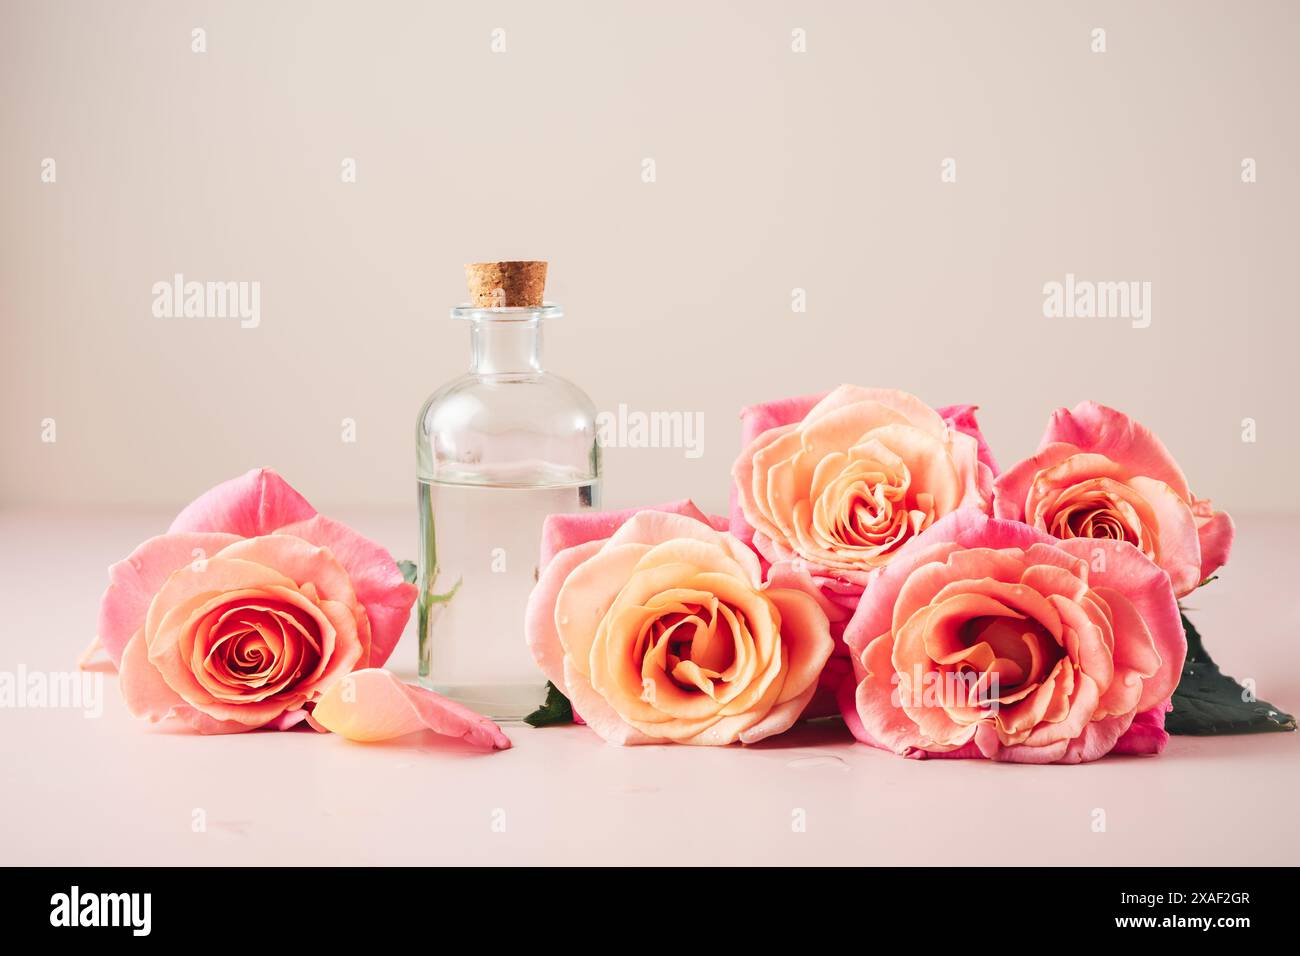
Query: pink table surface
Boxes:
[{"xmin": 2, "ymin": 508, "xmax": 1297, "ymax": 867}]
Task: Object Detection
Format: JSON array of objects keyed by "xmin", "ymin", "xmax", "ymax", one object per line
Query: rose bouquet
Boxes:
[
  {"xmin": 529, "ymin": 387, "xmax": 1293, "ymax": 761},
  {"xmin": 93, "ymin": 393, "xmax": 1292, "ymax": 765}
]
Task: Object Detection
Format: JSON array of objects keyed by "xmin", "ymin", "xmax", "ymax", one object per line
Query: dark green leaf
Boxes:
[
  {"xmin": 397, "ymin": 560, "xmax": 417, "ymax": 585},
  {"xmin": 1167, "ymin": 611, "xmax": 1295, "ymax": 735},
  {"xmin": 524, "ymin": 681, "xmax": 573, "ymax": 728}
]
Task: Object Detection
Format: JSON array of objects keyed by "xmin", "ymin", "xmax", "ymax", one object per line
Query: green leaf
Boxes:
[
  {"xmin": 1167, "ymin": 611, "xmax": 1296, "ymax": 735},
  {"xmin": 523, "ymin": 681, "xmax": 573, "ymax": 728},
  {"xmin": 397, "ymin": 560, "xmax": 418, "ymax": 585}
]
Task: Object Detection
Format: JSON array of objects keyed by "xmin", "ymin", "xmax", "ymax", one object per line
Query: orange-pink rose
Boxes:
[
  {"xmin": 993, "ymin": 402, "xmax": 1233, "ymax": 597},
  {"xmin": 98, "ymin": 469, "xmax": 420, "ymax": 735},
  {"xmin": 840, "ymin": 510, "xmax": 1186, "ymax": 763},
  {"xmin": 732, "ymin": 386, "xmax": 995, "ymax": 587},
  {"xmin": 526, "ymin": 501, "xmax": 834, "ymax": 745}
]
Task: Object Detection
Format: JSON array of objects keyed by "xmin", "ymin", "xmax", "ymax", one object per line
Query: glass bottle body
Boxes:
[{"xmin": 416, "ymin": 305, "xmax": 600, "ymax": 720}]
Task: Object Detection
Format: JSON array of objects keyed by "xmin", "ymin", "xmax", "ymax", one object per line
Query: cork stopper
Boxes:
[{"xmin": 464, "ymin": 261, "xmax": 548, "ymax": 308}]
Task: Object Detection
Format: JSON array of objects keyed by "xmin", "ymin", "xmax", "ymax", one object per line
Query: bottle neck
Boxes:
[{"xmin": 470, "ymin": 318, "xmax": 543, "ymax": 374}]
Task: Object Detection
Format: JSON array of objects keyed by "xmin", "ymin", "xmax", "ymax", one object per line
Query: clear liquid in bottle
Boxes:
[
  {"xmin": 416, "ymin": 262, "xmax": 600, "ymax": 720},
  {"xmin": 417, "ymin": 473, "xmax": 596, "ymax": 718}
]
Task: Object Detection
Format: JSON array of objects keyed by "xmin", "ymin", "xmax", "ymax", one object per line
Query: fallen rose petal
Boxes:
[{"xmin": 309, "ymin": 669, "xmax": 511, "ymax": 750}]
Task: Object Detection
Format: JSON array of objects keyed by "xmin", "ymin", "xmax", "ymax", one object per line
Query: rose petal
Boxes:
[
  {"xmin": 168, "ymin": 468, "xmax": 317, "ymax": 538},
  {"xmin": 179, "ymin": 707, "xmax": 268, "ymax": 735},
  {"xmin": 1040, "ymin": 402, "xmax": 1192, "ymax": 501},
  {"xmin": 1194, "ymin": 506, "xmax": 1234, "ymax": 583},
  {"xmin": 539, "ymin": 500, "xmax": 723, "ymax": 569},
  {"xmin": 736, "ymin": 682, "xmax": 821, "ymax": 744},
  {"xmin": 272, "ymin": 515, "xmax": 416, "ymax": 667},
  {"xmin": 762, "ymin": 586, "xmax": 835, "ymax": 703},
  {"xmin": 938, "ymin": 404, "xmax": 1000, "ymax": 476},
  {"xmin": 526, "ymin": 539, "xmax": 605, "ymax": 690},
  {"xmin": 561, "ymin": 657, "xmax": 657, "ymax": 745},
  {"xmin": 738, "ymin": 392, "xmax": 829, "ymax": 446},
  {"xmin": 605, "ymin": 511, "xmax": 761, "ymax": 584},
  {"xmin": 1057, "ymin": 712, "xmax": 1138, "ymax": 763},
  {"xmin": 805, "ymin": 386, "xmax": 949, "ymax": 440},
  {"xmin": 309, "ymin": 669, "xmax": 510, "ymax": 750},
  {"xmin": 119, "ymin": 628, "xmax": 185, "ymax": 722},
  {"xmin": 77, "ymin": 637, "xmax": 115, "ymax": 673},
  {"xmin": 1110, "ymin": 701, "xmax": 1170, "ymax": 755},
  {"xmin": 1121, "ymin": 476, "xmax": 1202, "ymax": 596}
]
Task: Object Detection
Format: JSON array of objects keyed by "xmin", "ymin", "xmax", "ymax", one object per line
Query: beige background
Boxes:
[{"xmin": 3, "ymin": 0, "xmax": 1297, "ymax": 517}]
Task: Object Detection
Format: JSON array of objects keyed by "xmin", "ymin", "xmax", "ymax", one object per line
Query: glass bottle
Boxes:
[{"xmin": 416, "ymin": 274, "xmax": 600, "ymax": 721}]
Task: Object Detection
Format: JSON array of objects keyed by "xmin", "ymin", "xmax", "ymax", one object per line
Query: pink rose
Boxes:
[
  {"xmin": 993, "ymin": 402, "xmax": 1233, "ymax": 596},
  {"xmin": 98, "ymin": 469, "xmax": 418, "ymax": 734},
  {"xmin": 732, "ymin": 386, "xmax": 997, "ymax": 587},
  {"xmin": 729, "ymin": 387, "xmax": 997, "ymax": 712},
  {"xmin": 840, "ymin": 509, "xmax": 1186, "ymax": 763},
  {"xmin": 526, "ymin": 501, "xmax": 834, "ymax": 745}
]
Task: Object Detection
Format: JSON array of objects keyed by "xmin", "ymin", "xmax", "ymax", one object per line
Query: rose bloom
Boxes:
[
  {"xmin": 97, "ymin": 469, "xmax": 418, "ymax": 734},
  {"xmin": 525, "ymin": 501, "xmax": 833, "ymax": 745},
  {"xmin": 732, "ymin": 386, "xmax": 996, "ymax": 589},
  {"xmin": 840, "ymin": 509, "xmax": 1185, "ymax": 763},
  {"xmin": 993, "ymin": 402, "xmax": 1233, "ymax": 596}
]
